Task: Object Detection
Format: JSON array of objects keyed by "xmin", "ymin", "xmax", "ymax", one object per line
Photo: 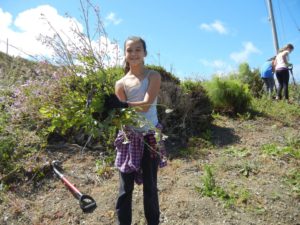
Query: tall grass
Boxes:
[{"xmin": 251, "ymin": 96, "xmax": 300, "ymax": 126}]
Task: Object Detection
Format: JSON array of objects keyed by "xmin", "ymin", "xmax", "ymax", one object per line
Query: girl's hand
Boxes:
[{"xmin": 104, "ymin": 94, "xmax": 129, "ymax": 109}]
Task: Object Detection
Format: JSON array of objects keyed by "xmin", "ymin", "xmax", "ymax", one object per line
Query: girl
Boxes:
[
  {"xmin": 274, "ymin": 43, "xmax": 294, "ymax": 100},
  {"xmin": 106, "ymin": 36, "xmax": 166, "ymax": 225},
  {"xmin": 260, "ymin": 56, "xmax": 276, "ymax": 98}
]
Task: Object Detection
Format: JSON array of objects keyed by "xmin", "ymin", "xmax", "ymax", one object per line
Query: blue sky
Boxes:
[{"xmin": 0, "ymin": 0, "xmax": 299, "ymax": 80}]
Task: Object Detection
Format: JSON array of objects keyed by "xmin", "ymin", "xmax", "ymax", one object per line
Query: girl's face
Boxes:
[{"xmin": 125, "ymin": 40, "xmax": 146, "ymax": 66}]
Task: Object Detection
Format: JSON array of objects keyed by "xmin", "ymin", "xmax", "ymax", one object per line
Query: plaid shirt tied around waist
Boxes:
[{"xmin": 114, "ymin": 124, "xmax": 167, "ymax": 184}]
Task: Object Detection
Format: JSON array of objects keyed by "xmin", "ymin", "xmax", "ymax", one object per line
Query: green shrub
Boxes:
[
  {"xmin": 230, "ymin": 63, "xmax": 264, "ymax": 98},
  {"xmin": 39, "ymin": 65, "xmax": 124, "ymax": 147},
  {"xmin": 204, "ymin": 76, "xmax": 252, "ymax": 114},
  {"xmin": 0, "ymin": 136, "xmax": 16, "ymax": 173}
]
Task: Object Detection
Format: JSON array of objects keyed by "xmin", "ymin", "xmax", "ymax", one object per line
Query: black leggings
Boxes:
[
  {"xmin": 116, "ymin": 147, "xmax": 160, "ymax": 225},
  {"xmin": 276, "ymin": 69, "xmax": 290, "ymax": 100}
]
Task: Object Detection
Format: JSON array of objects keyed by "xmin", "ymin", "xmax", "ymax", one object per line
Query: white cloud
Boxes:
[
  {"xmin": 0, "ymin": 6, "xmax": 122, "ymax": 67},
  {"xmin": 0, "ymin": 8, "xmax": 12, "ymax": 29},
  {"xmin": 14, "ymin": 5, "xmax": 68, "ymax": 34},
  {"xmin": 0, "ymin": 5, "xmax": 83, "ymax": 57},
  {"xmin": 105, "ymin": 12, "xmax": 122, "ymax": 25},
  {"xmin": 230, "ymin": 42, "xmax": 261, "ymax": 63},
  {"xmin": 199, "ymin": 20, "xmax": 228, "ymax": 35},
  {"xmin": 200, "ymin": 59, "xmax": 233, "ymax": 75}
]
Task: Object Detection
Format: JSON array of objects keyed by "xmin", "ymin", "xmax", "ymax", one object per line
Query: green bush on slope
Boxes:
[{"xmin": 204, "ymin": 76, "xmax": 252, "ymax": 114}]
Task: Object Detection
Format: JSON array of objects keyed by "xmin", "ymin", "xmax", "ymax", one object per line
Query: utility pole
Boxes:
[{"xmin": 267, "ymin": 0, "xmax": 279, "ymax": 53}]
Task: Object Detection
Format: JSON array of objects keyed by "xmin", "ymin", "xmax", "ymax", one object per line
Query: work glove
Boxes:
[{"xmin": 104, "ymin": 94, "xmax": 129, "ymax": 109}]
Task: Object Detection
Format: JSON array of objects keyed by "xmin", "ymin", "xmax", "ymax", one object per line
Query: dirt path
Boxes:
[{"xmin": 1, "ymin": 116, "xmax": 300, "ymax": 225}]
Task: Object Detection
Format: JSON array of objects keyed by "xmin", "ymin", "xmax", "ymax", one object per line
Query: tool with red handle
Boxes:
[{"xmin": 51, "ymin": 160, "xmax": 97, "ymax": 213}]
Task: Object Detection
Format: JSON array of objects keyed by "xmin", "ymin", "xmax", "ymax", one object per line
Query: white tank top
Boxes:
[
  {"xmin": 275, "ymin": 50, "xmax": 289, "ymax": 71},
  {"xmin": 123, "ymin": 70, "xmax": 158, "ymax": 132}
]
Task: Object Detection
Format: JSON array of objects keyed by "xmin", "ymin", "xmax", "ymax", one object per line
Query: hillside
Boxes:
[
  {"xmin": 0, "ymin": 112, "xmax": 299, "ymax": 225},
  {"xmin": 0, "ymin": 51, "xmax": 57, "ymax": 88},
  {"xmin": 0, "ymin": 51, "xmax": 299, "ymax": 225}
]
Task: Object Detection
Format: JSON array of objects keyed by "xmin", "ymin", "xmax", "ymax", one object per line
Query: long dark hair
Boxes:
[
  {"xmin": 123, "ymin": 36, "xmax": 147, "ymax": 74},
  {"xmin": 278, "ymin": 43, "xmax": 294, "ymax": 53}
]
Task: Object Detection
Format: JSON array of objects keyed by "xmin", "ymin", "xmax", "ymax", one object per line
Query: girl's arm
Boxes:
[
  {"xmin": 115, "ymin": 78, "xmax": 127, "ymax": 102},
  {"xmin": 282, "ymin": 51, "xmax": 289, "ymax": 66},
  {"xmin": 128, "ymin": 71, "xmax": 161, "ymax": 112}
]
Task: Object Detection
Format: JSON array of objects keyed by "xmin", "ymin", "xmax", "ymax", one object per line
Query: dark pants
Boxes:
[
  {"xmin": 116, "ymin": 147, "xmax": 160, "ymax": 225},
  {"xmin": 262, "ymin": 77, "xmax": 275, "ymax": 96},
  {"xmin": 276, "ymin": 69, "xmax": 290, "ymax": 100}
]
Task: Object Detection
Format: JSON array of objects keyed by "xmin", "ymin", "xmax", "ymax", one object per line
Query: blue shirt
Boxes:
[{"xmin": 260, "ymin": 61, "xmax": 274, "ymax": 78}]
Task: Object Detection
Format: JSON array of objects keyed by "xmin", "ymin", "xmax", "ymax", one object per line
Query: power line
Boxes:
[
  {"xmin": 263, "ymin": 0, "xmax": 269, "ymax": 16},
  {"xmin": 277, "ymin": 0, "xmax": 286, "ymax": 43},
  {"xmin": 281, "ymin": 0, "xmax": 300, "ymax": 32},
  {"xmin": 0, "ymin": 38, "xmax": 40, "ymax": 61},
  {"xmin": 6, "ymin": 38, "xmax": 8, "ymax": 55}
]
